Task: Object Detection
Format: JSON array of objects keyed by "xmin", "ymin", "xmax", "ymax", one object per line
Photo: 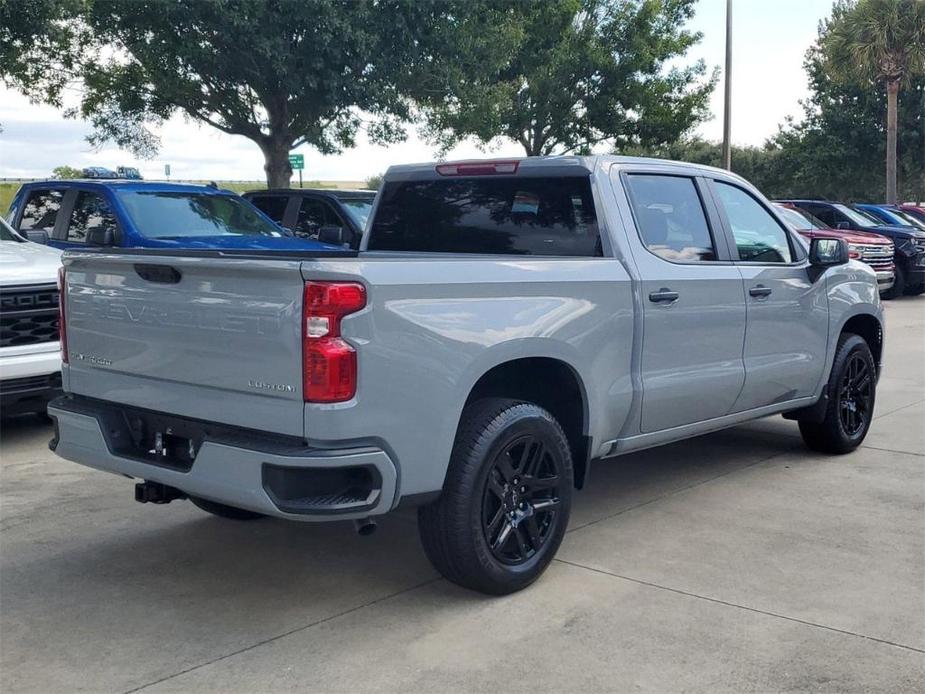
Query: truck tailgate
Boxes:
[{"xmin": 63, "ymin": 252, "xmax": 307, "ymax": 437}]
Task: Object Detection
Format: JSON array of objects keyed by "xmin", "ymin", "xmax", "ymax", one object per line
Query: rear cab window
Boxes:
[
  {"xmin": 367, "ymin": 176, "xmax": 601, "ymax": 256},
  {"xmin": 19, "ymin": 189, "xmax": 64, "ymax": 232}
]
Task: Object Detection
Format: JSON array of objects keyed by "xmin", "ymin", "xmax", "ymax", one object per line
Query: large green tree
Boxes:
[
  {"xmin": 0, "ymin": 0, "xmax": 519, "ymax": 187},
  {"xmin": 418, "ymin": 0, "xmax": 715, "ymax": 156},
  {"xmin": 764, "ymin": 24, "xmax": 925, "ymax": 202},
  {"xmin": 0, "ymin": 0, "xmax": 83, "ymax": 109},
  {"xmin": 819, "ymin": 0, "xmax": 925, "ymax": 202}
]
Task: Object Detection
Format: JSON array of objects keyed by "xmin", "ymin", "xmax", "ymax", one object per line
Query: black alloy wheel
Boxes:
[
  {"xmin": 481, "ymin": 434, "xmax": 562, "ymax": 565},
  {"xmin": 418, "ymin": 398, "xmax": 573, "ymax": 594},
  {"xmin": 838, "ymin": 353, "xmax": 873, "ymax": 437},
  {"xmin": 799, "ymin": 332, "xmax": 876, "ymax": 454}
]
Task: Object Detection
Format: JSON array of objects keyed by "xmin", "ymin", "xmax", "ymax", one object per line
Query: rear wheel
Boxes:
[
  {"xmin": 799, "ymin": 333, "xmax": 875, "ymax": 454},
  {"xmin": 881, "ymin": 265, "xmax": 905, "ymax": 299},
  {"xmin": 904, "ymin": 283, "xmax": 925, "ymax": 296},
  {"xmin": 189, "ymin": 496, "xmax": 265, "ymax": 521},
  {"xmin": 418, "ymin": 398, "xmax": 573, "ymax": 595}
]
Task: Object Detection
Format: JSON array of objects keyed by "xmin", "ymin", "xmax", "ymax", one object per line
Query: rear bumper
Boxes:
[{"xmin": 47, "ymin": 396, "xmax": 398, "ymax": 521}]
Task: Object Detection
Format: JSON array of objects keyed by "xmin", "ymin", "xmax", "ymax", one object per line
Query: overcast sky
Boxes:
[{"xmin": 0, "ymin": 0, "xmax": 831, "ymax": 182}]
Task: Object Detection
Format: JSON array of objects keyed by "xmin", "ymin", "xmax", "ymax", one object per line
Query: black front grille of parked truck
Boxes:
[{"xmin": 0, "ymin": 284, "xmax": 60, "ymax": 348}]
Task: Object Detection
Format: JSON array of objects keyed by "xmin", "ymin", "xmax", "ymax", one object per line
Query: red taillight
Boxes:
[
  {"xmin": 303, "ymin": 281, "xmax": 366, "ymax": 402},
  {"xmin": 58, "ymin": 265, "xmax": 68, "ymax": 364},
  {"xmin": 848, "ymin": 251, "xmax": 861, "ymax": 260},
  {"xmin": 435, "ymin": 160, "xmax": 519, "ymax": 176}
]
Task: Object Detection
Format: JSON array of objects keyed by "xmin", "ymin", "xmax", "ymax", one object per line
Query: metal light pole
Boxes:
[{"xmin": 722, "ymin": 0, "xmax": 732, "ymax": 171}]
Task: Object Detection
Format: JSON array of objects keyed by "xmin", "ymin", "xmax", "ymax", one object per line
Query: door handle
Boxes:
[
  {"xmin": 648, "ymin": 288, "xmax": 679, "ymax": 304},
  {"xmin": 135, "ymin": 264, "xmax": 182, "ymax": 284},
  {"xmin": 749, "ymin": 284, "xmax": 772, "ymax": 298}
]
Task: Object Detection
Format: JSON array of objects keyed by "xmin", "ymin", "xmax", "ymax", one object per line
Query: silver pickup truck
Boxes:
[{"xmin": 49, "ymin": 156, "xmax": 883, "ymax": 594}]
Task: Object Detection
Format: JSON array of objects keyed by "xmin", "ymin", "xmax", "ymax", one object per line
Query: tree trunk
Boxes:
[
  {"xmin": 260, "ymin": 138, "xmax": 293, "ymax": 189},
  {"xmin": 885, "ymin": 80, "xmax": 898, "ymax": 204}
]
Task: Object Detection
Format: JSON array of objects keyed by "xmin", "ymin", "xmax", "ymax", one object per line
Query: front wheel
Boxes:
[
  {"xmin": 904, "ymin": 283, "xmax": 925, "ymax": 296},
  {"xmin": 799, "ymin": 333, "xmax": 876, "ymax": 454},
  {"xmin": 418, "ymin": 399, "xmax": 573, "ymax": 595}
]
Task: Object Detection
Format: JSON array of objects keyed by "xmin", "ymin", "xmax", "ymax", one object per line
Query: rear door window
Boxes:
[
  {"xmin": 624, "ymin": 174, "xmax": 717, "ymax": 262},
  {"xmin": 67, "ymin": 192, "xmax": 118, "ymax": 243},
  {"xmin": 19, "ymin": 189, "xmax": 64, "ymax": 232},
  {"xmin": 368, "ymin": 176, "xmax": 601, "ymax": 256},
  {"xmin": 248, "ymin": 194, "xmax": 289, "ymax": 224}
]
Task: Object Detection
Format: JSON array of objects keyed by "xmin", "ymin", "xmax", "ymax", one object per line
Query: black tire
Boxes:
[
  {"xmin": 799, "ymin": 333, "xmax": 876, "ymax": 454},
  {"xmin": 881, "ymin": 264, "xmax": 905, "ymax": 300},
  {"xmin": 189, "ymin": 496, "xmax": 265, "ymax": 521},
  {"xmin": 904, "ymin": 283, "xmax": 925, "ymax": 296},
  {"xmin": 418, "ymin": 398, "xmax": 573, "ymax": 595}
]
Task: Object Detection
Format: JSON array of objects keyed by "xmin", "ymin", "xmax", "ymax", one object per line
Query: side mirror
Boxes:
[
  {"xmin": 318, "ymin": 225, "xmax": 345, "ymax": 245},
  {"xmin": 835, "ymin": 221, "xmax": 850, "ymax": 230},
  {"xmin": 809, "ymin": 237, "xmax": 849, "ymax": 267},
  {"xmin": 86, "ymin": 226, "xmax": 116, "ymax": 246},
  {"xmin": 24, "ymin": 229, "xmax": 49, "ymax": 244}
]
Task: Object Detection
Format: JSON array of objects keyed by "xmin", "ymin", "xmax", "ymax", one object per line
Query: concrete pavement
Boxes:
[{"xmin": 1, "ymin": 297, "xmax": 923, "ymax": 693}]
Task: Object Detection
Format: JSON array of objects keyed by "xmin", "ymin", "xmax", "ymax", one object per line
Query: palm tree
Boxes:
[{"xmin": 821, "ymin": 0, "xmax": 925, "ymax": 203}]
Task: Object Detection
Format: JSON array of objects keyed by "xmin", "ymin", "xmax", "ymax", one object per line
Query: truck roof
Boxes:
[
  {"xmin": 247, "ymin": 188, "xmax": 376, "ymax": 199},
  {"xmin": 383, "ymin": 154, "xmax": 746, "ymax": 183},
  {"xmin": 19, "ymin": 180, "xmax": 237, "ymax": 195}
]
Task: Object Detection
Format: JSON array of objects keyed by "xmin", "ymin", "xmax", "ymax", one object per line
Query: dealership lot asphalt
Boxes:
[{"xmin": 1, "ymin": 298, "xmax": 923, "ymax": 693}]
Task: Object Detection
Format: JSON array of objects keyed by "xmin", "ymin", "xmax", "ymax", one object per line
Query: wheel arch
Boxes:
[
  {"xmin": 840, "ymin": 311, "xmax": 884, "ymax": 374},
  {"xmin": 462, "ymin": 355, "xmax": 592, "ymax": 489}
]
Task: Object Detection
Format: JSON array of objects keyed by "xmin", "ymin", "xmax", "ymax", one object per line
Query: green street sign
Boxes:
[{"xmin": 288, "ymin": 153, "xmax": 304, "ymax": 170}]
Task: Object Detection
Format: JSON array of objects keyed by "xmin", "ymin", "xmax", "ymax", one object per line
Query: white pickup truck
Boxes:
[{"xmin": 0, "ymin": 217, "xmax": 63, "ymax": 415}]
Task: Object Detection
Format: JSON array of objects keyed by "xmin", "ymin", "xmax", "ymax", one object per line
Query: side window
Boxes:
[
  {"xmin": 322, "ymin": 203, "xmax": 346, "ymax": 229},
  {"xmin": 295, "ymin": 199, "xmax": 327, "ymax": 238},
  {"xmin": 715, "ymin": 183, "xmax": 793, "ymax": 263},
  {"xmin": 624, "ymin": 174, "xmax": 717, "ymax": 262},
  {"xmin": 19, "ymin": 189, "xmax": 64, "ymax": 232},
  {"xmin": 248, "ymin": 195, "xmax": 288, "ymax": 224},
  {"xmin": 68, "ymin": 192, "xmax": 117, "ymax": 243},
  {"xmin": 809, "ymin": 205, "xmax": 837, "ymax": 227}
]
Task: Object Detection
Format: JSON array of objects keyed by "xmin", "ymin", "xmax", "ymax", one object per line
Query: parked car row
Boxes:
[
  {"xmin": 777, "ymin": 199, "xmax": 925, "ymax": 298},
  {"xmin": 79, "ymin": 166, "xmax": 143, "ymax": 180}
]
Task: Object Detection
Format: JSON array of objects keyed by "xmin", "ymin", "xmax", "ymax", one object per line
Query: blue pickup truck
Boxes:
[{"xmin": 7, "ymin": 180, "xmax": 337, "ymax": 252}]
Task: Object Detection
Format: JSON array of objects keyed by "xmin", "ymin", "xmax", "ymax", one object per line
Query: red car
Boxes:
[
  {"xmin": 899, "ymin": 204, "xmax": 925, "ymax": 225},
  {"xmin": 774, "ymin": 203, "xmax": 895, "ymax": 295}
]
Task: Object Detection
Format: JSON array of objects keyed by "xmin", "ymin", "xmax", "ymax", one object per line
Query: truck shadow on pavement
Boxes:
[{"xmin": 0, "ymin": 415, "xmax": 811, "ymax": 690}]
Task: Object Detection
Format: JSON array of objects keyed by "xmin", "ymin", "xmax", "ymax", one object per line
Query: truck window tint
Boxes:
[
  {"xmin": 295, "ymin": 199, "xmax": 330, "ymax": 237},
  {"xmin": 19, "ymin": 190, "xmax": 64, "ymax": 232},
  {"xmin": 715, "ymin": 183, "xmax": 793, "ymax": 263},
  {"xmin": 807, "ymin": 205, "xmax": 837, "ymax": 227},
  {"xmin": 368, "ymin": 176, "xmax": 601, "ymax": 256},
  {"xmin": 624, "ymin": 175, "xmax": 716, "ymax": 262},
  {"xmin": 68, "ymin": 192, "xmax": 118, "ymax": 243},
  {"xmin": 248, "ymin": 195, "xmax": 289, "ymax": 223},
  {"xmin": 116, "ymin": 192, "xmax": 282, "ymax": 238}
]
